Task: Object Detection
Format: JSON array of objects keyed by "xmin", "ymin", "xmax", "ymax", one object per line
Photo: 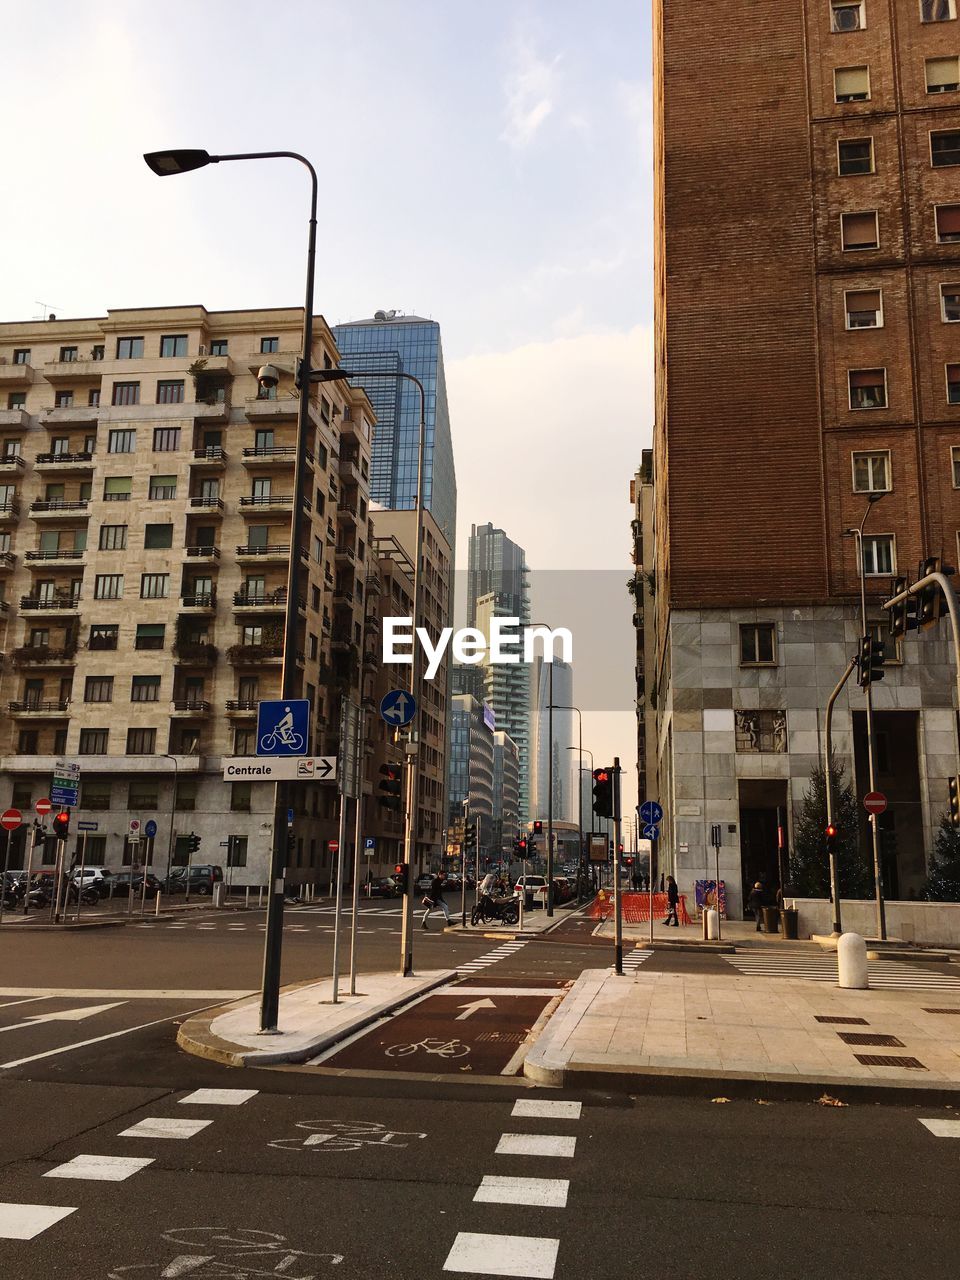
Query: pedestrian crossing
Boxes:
[
  {"xmin": 723, "ymin": 952, "xmax": 960, "ymax": 990},
  {"xmin": 456, "ymin": 941, "xmax": 528, "ymax": 974},
  {"xmin": 621, "ymin": 948, "xmax": 653, "ymax": 973}
]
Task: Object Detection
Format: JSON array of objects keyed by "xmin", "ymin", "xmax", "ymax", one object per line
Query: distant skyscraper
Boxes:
[
  {"xmin": 333, "ymin": 311, "xmax": 457, "ymax": 552},
  {"xmin": 531, "ymin": 657, "xmax": 575, "ymax": 824},
  {"xmin": 467, "ymin": 522, "xmax": 528, "ymax": 628}
]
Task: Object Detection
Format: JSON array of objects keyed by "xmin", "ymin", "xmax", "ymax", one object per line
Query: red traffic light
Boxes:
[
  {"xmin": 51, "ymin": 810, "xmax": 70, "ymax": 838},
  {"xmin": 595, "ymin": 770, "xmax": 609, "ymax": 783},
  {"xmin": 394, "ymin": 863, "xmax": 404, "ymax": 877},
  {"xmin": 825, "ymin": 824, "xmax": 837, "ymax": 838}
]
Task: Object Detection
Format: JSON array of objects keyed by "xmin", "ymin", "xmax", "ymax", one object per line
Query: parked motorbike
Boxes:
[{"xmin": 471, "ymin": 893, "xmax": 520, "ymax": 927}]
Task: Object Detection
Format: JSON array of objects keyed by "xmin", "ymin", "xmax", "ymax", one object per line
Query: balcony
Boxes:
[
  {"xmin": 0, "ymin": 361, "xmax": 35, "ymax": 386},
  {"xmin": 8, "ymin": 699, "xmax": 71, "ymax": 717},
  {"xmin": 41, "ymin": 404, "xmax": 99, "ymax": 426},
  {"xmin": 25, "ymin": 549, "xmax": 85, "ymax": 567},
  {"xmin": 0, "ymin": 499, "xmax": 21, "ymax": 521},
  {"xmin": 333, "ymin": 586, "xmax": 354, "ymax": 606},
  {"xmin": 192, "ymin": 399, "xmax": 230, "ymax": 424},
  {"xmin": 43, "ymin": 357, "xmax": 104, "ymax": 383},
  {"xmin": 335, "ymin": 543, "xmax": 356, "ymax": 565},
  {"xmin": 11, "ymin": 644, "xmax": 78, "ymax": 668},
  {"xmin": 233, "ymin": 587, "xmax": 304, "ymax": 613},
  {"xmin": 191, "ymin": 446, "xmax": 228, "ymax": 467},
  {"xmin": 20, "ymin": 594, "xmax": 81, "ymax": 616},
  {"xmin": 188, "ymin": 495, "xmax": 224, "ymax": 514},
  {"xmin": 0, "ymin": 454, "xmax": 25, "ymax": 473},
  {"xmin": 0, "ymin": 599, "xmax": 8, "ymax": 616},
  {"xmin": 179, "ymin": 592, "xmax": 217, "ymax": 612},
  {"xmin": 34, "ymin": 451, "xmax": 95, "ymax": 472},
  {"xmin": 236, "ymin": 543, "xmax": 293, "ymax": 563},
  {"xmin": 170, "ymin": 699, "xmax": 212, "ymax": 716},
  {"xmin": 227, "ymin": 643, "xmax": 283, "ymax": 666},
  {"xmin": 0, "ymin": 408, "xmax": 29, "ymax": 429},
  {"xmin": 225, "ymin": 699, "xmax": 258, "ymax": 716},
  {"xmin": 331, "ymin": 626, "xmax": 355, "ymax": 652},
  {"xmin": 185, "ymin": 545, "xmax": 221, "ymax": 562},
  {"xmin": 173, "ymin": 642, "xmax": 218, "ymax": 666},
  {"xmin": 244, "ymin": 397, "xmax": 298, "ymax": 422},
  {"xmin": 0, "ymin": 551, "xmax": 15, "ymax": 570},
  {"xmin": 338, "ymin": 454, "xmax": 363, "ymax": 485},
  {"xmin": 238, "ymin": 494, "xmax": 293, "ymax": 514},
  {"xmin": 29, "ymin": 499, "xmax": 89, "ymax": 521},
  {"xmin": 241, "ymin": 445, "xmax": 298, "ymax": 468},
  {"xmin": 338, "ymin": 503, "xmax": 360, "ymax": 527}
]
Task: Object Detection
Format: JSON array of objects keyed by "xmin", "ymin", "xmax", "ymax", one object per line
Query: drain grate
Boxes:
[
  {"xmin": 854, "ymin": 1053, "xmax": 927, "ymax": 1070},
  {"xmin": 923, "ymin": 1008, "xmax": 960, "ymax": 1015},
  {"xmin": 476, "ymin": 1031, "xmax": 526, "ymax": 1045},
  {"xmin": 838, "ymin": 1032, "xmax": 905, "ymax": 1047},
  {"xmin": 815, "ymin": 1015, "xmax": 869, "ymax": 1025}
]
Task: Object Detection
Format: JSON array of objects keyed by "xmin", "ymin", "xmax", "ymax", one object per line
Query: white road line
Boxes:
[
  {"xmin": 496, "ymin": 1134, "xmax": 577, "ymax": 1159},
  {"xmin": 120, "ymin": 1117, "xmax": 212, "ymax": 1140},
  {"xmin": 512, "ymin": 1100, "xmax": 581, "ymax": 1121},
  {"xmin": 44, "ymin": 1154, "xmax": 154, "ymax": 1182},
  {"xmin": 0, "ymin": 997, "xmax": 51, "ymax": 1010},
  {"xmin": 179, "ymin": 1088, "xmax": 258, "ymax": 1107},
  {"xmin": 919, "ymin": 1118, "xmax": 960, "ymax": 1137},
  {"xmin": 474, "ymin": 1175, "xmax": 569, "ymax": 1209},
  {"xmin": 0, "ymin": 1202, "xmax": 77, "ymax": 1240},
  {"xmin": 444, "ymin": 1231, "xmax": 559, "ymax": 1278},
  {"xmin": 0, "ymin": 989, "xmax": 255, "ymax": 1000}
]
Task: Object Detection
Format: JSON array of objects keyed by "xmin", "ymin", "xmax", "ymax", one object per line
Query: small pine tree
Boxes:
[
  {"xmin": 923, "ymin": 816, "xmax": 960, "ymax": 902},
  {"xmin": 789, "ymin": 757, "xmax": 873, "ymax": 899}
]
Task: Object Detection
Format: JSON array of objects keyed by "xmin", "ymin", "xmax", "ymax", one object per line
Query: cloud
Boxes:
[{"xmin": 500, "ymin": 27, "xmax": 562, "ymax": 150}]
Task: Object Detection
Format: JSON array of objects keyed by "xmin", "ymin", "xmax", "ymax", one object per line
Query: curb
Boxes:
[
  {"xmin": 177, "ymin": 968, "xmax": 458, "ymax": 1068},
  {"xmin": 2, "ymin": 917, "xmax": 128, "ymax": 932}
]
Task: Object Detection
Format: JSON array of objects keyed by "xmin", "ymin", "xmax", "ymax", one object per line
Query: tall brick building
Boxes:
[{"xmin": 650, "ymin": 0, "xmax": 960, "ymax": 914}]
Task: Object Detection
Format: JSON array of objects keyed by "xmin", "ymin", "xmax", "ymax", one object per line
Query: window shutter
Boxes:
[
  {"xmin": 103, "ymin": 477, "xmax": 132, "ymax": 495},
  {"xmin": 850, "ymin": 369, "xmax": 883, "ymax": 387},
  {"xmin": 926, "ymin": 57, "xmax": 959, "ymax": 88},
  {"xmin": 937, "ymin": 206, "xmax": 960, "ymax": 235},
  {"xmin": 947, "ymin": 365, "xmax": 960, "ymax": 385},
  {"xmin": 848, "ymin": 289, "xmax": 881, "ymax": 311},
  {"xmin": 842, "ymin": 212, "xmax": 878, "ymax": 247},
  {"xmin": 835, "ymin": 66, "xmax": 869, "ymax": 97}
]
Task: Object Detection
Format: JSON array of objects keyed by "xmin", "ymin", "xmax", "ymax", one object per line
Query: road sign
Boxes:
[
  {"xmin": 328, "ymin": 840, "xmax": 339, "ymax": 854},
  {"xmin": 643, "ymin": 823, "xmax": 660, "ymax": 841},
  {"xmin": 34, "ymin": 798, "xmax": 52, "ymax": 817},
  {"xmin": 364, "ymin": 837, "xmax": 376, "ymax": 852},
  {"xmin": 256, "ymin": 698, "xmax": 309, "ymax": 757},
  {"xmin": 51, "ymin": 783, "xmax": 79, "ymax": 807},
  {"xmin": 54, "ymin": 759, "xmax": 80, "ymax": 779},
  {"xmin": 640, "ymin": 800, "xmax": 663, "ymax": 825},
  {"xmin": 864, "ymin": 791, "xmax": 887, "ymax": 815},
  {"xmin": 77, "ymin": 821, "xmax": 98, "ymax": 832},
  {"xmin": 222, "ymin": 756, "xmax": 336, "ymax": 782},
  {"xmin": 128, "ymin": 819, "xmax": 141, "ymax": 837},
  {"xmin": 1, "ymin": 809, "xmax": 22, "ymax": 832},
  {"xmin": 144, "ymin": 820, "xmax": 158, "ymax": 839},
  {"xmin": 219, "ymin": 840, "xmax": 230, "ymax": 847},
  {"xmin": 379, "ymin": 689, "xmax": 416, "ymax": 727}
]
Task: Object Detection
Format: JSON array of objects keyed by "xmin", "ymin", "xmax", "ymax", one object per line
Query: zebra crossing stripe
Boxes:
[{"xmin": 723, "ymin": 954, "xmax": 960, "ymax": 989}]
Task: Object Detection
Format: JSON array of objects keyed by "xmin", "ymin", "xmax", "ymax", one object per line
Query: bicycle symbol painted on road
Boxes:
[
  {"xmin": 268, "ymin": 1119, "xmax": 427, "ymax": 1154},
  {"xmin": 107, "ymin": 1225, "xmax": 343, "ymax": 1278},
  {"xmin": 384, "ymin": 1037, "xmax": 471, "ymax": 1060}
]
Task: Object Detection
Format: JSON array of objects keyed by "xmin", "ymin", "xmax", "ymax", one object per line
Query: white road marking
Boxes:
[
  {"xmin": 444, "ymin": 1231, "xmax": 559, "ymax": 1278},
  {"xmin": 120, "ymin": 1117, "xmax": 212, "ymax": 1140},
  {"xmin": 0, "ymin": 997, "xmax": 51, "ymax": 1010},
  {"xmin": 0, "ymin": 989, "xmax": 254, "ymax": 1000},
  {"xmin": 0, "ymin": 1202, "xmax": 78, "ymax": 1239},
  {"xmin": 179, "ymin": 1088, "xmax": 259, "ymax": 1107},
  {"xmin": 44, "ymin": 1154, "xmax": 154, "ymax": 1182},
  {"xmin": 496, "ymin": 1134, "xmax": 577, "ymax": 1159},
  {"xmin": 440, "ymin": 987, "xmax": 562, "ymax": 997},
  {"xmin": 919, "ymin": 1118, "xmax": 960, "ymax": 1137},
  {"xmin": 0, "ymin": 1001, "xmax": 123, "ymax": 1035},
  {"xmin": 723, "ymin": 953, "xmax": 960, "ymax": 989},
  {"xmin": 474, "ymin": 1175, "xmax": 569, "ymax": 1209},
  {"xmin": 512, "ymin": 1100, "xmax": 581, "ymax": 1121}
]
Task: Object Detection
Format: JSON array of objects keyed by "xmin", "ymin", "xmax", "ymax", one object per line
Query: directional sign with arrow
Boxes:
[
  {"xmin": 455, "ymin": 997, "xmax": 497, "ymax": 1021},
  {"xmin": 380, "ymin": 689, "xmax": 416, "ymax": 727},
  {"xmin": 0, "ymin": 1002, "xmax": 123, "ymax": 1035}
]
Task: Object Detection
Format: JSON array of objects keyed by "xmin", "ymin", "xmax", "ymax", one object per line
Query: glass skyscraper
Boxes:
[{"xmin": 332, "ymin": 312, "xmax": 457, "ymax": 553}]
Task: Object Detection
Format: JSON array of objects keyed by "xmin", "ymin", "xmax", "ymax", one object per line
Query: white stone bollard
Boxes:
[
  {"xmin": 705, "ymin": 908, "xmax": 719, "ymax": 940},
  {"xmin": 837, "ymin": 931, "xmax": 869, "ymax": 989}
]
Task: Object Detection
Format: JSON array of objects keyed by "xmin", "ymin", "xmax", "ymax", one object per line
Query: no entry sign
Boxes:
[
  {"xmin": 1, "ymin": 809, "xmax": 23, "ymax": 832},
  {"xmin": 35, "ymin": 797, "xmax": 52, "ymax": 817},
  {"xmin": 864, "ymin": 791, "xmax": 887, "ymax": 815}
]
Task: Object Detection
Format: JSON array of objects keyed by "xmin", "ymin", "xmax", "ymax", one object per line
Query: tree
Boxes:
[
  {"xmin": 923, "ymin": 816, "xmax": 960, "ymax": 902},
  {"xmin": 789, "ymin": 757, "xmax": 873, "ymax": 898}
]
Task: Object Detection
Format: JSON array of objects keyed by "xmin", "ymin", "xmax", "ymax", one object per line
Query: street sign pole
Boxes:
[
  {"xmin": 22, "ymin": 823, "xmax": 42, "ymax": 917},
  {"xmin": 349, "ymin": 705, "xmax": 365, "ymax": 997},
  {"xmin": 52, "ymin": 834, "xmax": 67, "ymax": 925},
  {"xmin": 330, "ymin": 696, "xmax": 354, "ymax": 1005},
  {"xmin": 613, "ymin": 757, "xmax": 623, "ymax": 976},
  {"xmin": 74, "ymin": 831, "xmax": 89, "ymax": 923},
  {"xmin": 711, "ymin": 822, "xmax": 723, "ymax": 941}
]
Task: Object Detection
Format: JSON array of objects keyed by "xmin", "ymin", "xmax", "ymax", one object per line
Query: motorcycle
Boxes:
[
  {"xmin": 471, "ymin": 892, "xmax": 520, "ymax": 927},
  {"xmin": 28, "ymin": 879, "xmax": 98, "ymax": 909}
]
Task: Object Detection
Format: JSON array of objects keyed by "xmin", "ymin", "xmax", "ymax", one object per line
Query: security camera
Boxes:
[{"xmin": 257, "ymin": 363, "xmax": 281, "ymax": 390}]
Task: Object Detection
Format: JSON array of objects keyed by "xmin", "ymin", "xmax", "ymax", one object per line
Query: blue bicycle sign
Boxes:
[{"xmin": 257, "ymin": 699, "xmax": 309, "ymax": 757}]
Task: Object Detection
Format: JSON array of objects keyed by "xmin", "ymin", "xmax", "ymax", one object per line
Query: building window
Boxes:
[
  {"xmin": 88, "ymin": 388, "xmax": 101, "ymax": 407},
  {"xmin": 112, "ymin": 381, "xmax": 140, "ymax": 406},
  {"xmin": 926, "ymin": 56, "xmax": 959, "ymax": 94},
  {"xmin": 156, "ymin": 380, "xmax": 185, "ymax": 405},
  {"xmin": 94, "ymin": 573, "xmax": 123, "ymax": 600},
  {"xmin": 921, "ymin": 0, "xmax": 956, "ymax": 22},
  {"xmin": 240, "ymin": 625, "xmax": 263, "ymax": 645},
  {"xmin": 936, "ymin": 205, "xmax": 960, "ymax": 244},
  {"xmin": 13, "ymin": 349, "xmax": 30, "ymax": 365},
  {"xmin": 144, "ymin": 523, "xmax": 173, "ymax": 549},
  {"xmin": 834, "ymin": 65, "xmax": 870, "ymax": 102},
  {"xmin": 92, "ymin": 344, "xmax": 105, "ymax": 361},
  {"xmin": 83, "ymin": 676, "xmax": 114, "ymax": 703},
  {"xmin": 17, "ymin": 729, "xmax": 40, "ymax": 753},
  {"xmin": 210, "ymin": 339, "xmax": 228, "ymax": 356},
  {"xmin": 852, "ymin": 450, "xmax": 891, "ymax": 492},
  {"xmin": 59, "ymin": 346, "xmax": 78, "ymax": 362},
  {"xmin": 103, "ymin": 476, "xmax": 132, "ymax": 502},
  {"xmin": 149, "ymin": 474, "xmax": 177, "ymax": 500},
  {"xmin": 126, "ymin": 727, "xmax": 156, "ymax": 755},
  {"xmin": 227, "ymin": 836, "xmax": 248, "ymax": 868},
  {"xmin": 128, "ymin": 783, "xmax": 159, "ymax": 810},
  {"xmin": 131, "ymin": 675, "xmax": 161, "ymax": 702},
  {"xmin": 932, "ymin": 131, "xmax": 960, "ymax": 167},
  {"xmin": 948, "ymin": 365, "xmax": 960, "ymax": 404},
  {"xmin": 153, "ymin": 426, "xmax": 181, "ymax": 451},
  {"xmin": 256, "ymin": 382, "xmax": 277, "ymax": 401},
  {"xmin": 841, "ymin": 210, "xmax": 879, "ymax": 250},
  {"xmin": 260, "ymin": 337, "xmax": 279, "ymax": 354},
  {"xmin": 849, "ymin": 368, "xmax": 887, "ymax": 409},
  {"xmin": 234, "ymin": 727, "xmax": 255, "ymax": 756},
  {"xmin": 951, "ymin": 446, "xmax": 960, "ymax": 486},
  {"xmin": 81, "ymin": 786, "xmax": 111, "ymax": 812},
  {"xmin": 8, "ymin": 393, "xmax": 26, "ymax": 409},
  {"xmin": 107, "ymin": 429, "xmax": 136, "ymax": 454},
  {"xmin": 54, "ymin": 390, "xmax": 74, "ymax": 408},
  {"xmin": 844, "ymin": 288, "xmax": 882, "ymax": 328},
  {"xmin": 838, "ymin": 137, "xmax": 874, "ymax": 176},
  {"xmin": 79, "ymin": 728, "xmax": 109, "ymax": 755},
  {"xmin": 140, "ymin": 573, "xmax": 169, "ymax": 599},
  {"xmin": 832, "ymin": 1, "xmax": 865, "ymax": 31},
  {"xmin": 862, "ymin": 534, "xmax": 895, "ymax": 575},
  {"xmin": 116, "ymin": 337, "xmax": 144, "ymax": 360},
  {"xmin": 739, "ymin": 623, "xmax": 776, "ymax": 666},
  {"xmin": 99, "ymin": 524, "xmax": 127, "ymax": 551},
  {"xmin": 89, "ymin": 624, "xmax": 118, "ymax": 650},
  {"xmin": 231, "ymin": 782, "xmax": 252, "ymax": 812},
  {"xmin": 941, "ymin": 284, "xmax": 960, "ymax": 322},
  {"xmin": 160, "ymin": 335, "xmax": 188, "ymax": 358},
  {"xmin": 135, "ymin": 623, "xmax": 165, "ymax": 650}
]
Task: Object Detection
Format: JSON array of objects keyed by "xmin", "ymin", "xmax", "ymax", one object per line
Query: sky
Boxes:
[{"xmin": 0, "ymin": 0, "xmax": 654, "ymax": 820}]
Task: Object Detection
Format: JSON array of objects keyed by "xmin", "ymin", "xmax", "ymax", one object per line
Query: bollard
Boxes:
[
  {"xmin": 705, "ymin": 908, "xmax": 719, "ymax": 940},
  {"xmin": 702, "ymin": 910, "xmax": 709, "ymax": 940},
  {"xmin": 837, "ymin": 931, "xmax": 869, "ymax": 989},
  {"xmin": 154, "ymin": 892, "xmax": 161, "ymax": 917},
  {"xmin": 258, "ymin": 885, "xmax": 263, "ymax": 908}
]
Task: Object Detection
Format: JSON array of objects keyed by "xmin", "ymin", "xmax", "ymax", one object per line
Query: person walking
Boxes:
[
  {"xmin": 421, "ymin": 870, "xmax": 452, "ymax": 929},
  {"xmin": 747, "ymin": 880, "xmax": 765, "ymax": 932},
  {"xmin": 663, "ymin": 874, "xmax": 680, "ymax": 927}
]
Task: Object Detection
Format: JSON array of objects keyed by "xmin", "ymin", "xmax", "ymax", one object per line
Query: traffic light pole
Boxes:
[
  {"xmin": 824, "ymin": 657, "xmax": 857, "ymax": 936},
  {"xmin": 460, "ymin": 798, "xmax": 469, "ymax": 928},
  {"xmin": 613, "ymin": 757, "xmax": 623, "ymax": 976}
]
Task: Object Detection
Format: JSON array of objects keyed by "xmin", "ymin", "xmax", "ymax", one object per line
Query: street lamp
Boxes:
[
  {"xmin": 843, "ymin": 490, "xmax": 887, "ymax": 941},
  {"xmin": 161, "ymin": 753, "xmax": 179, "ymax": 889},
  {"xmin": 145, "ymin": 145, "xmax": 319, "ymax": 1031}
]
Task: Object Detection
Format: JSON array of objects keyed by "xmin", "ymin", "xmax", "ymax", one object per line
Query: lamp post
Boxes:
[
  {"xmin": 145, "ymin": 147, "xmax": 319, "ymax": 1031},
  {"xmin": 570, "ymin": 747, "xmax": 594, "ymax": 890},
  {"xmin": 313, "ymin": 367, "xmax": 426, "ymax": 976},
  {"xmin": 161, "ymin": 753, "xmax": 179, "ymax": 888},
  {"xmin": 843, "ymin": 491, "xmax": 887, "ymax": 941},
  {"xmin": 552, "ymin": 705, "xmax": 582, "ymax": 895}
]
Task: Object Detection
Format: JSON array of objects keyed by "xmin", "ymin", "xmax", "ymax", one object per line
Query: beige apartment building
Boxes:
[{"xmin": 0, "ymin": 303, "xmax": 402, "ymax": 886}]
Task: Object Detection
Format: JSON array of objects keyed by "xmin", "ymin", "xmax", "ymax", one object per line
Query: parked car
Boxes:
[
  {"xmin": 109, "ymin": 871, "xmax": 162, "ymax": 898},
  {"xmin": 415, "ymin": 873, "xmax": 436, "ymax": 895},
  {"xmin": 162, "ymin": 865, "xmax": 224, "ymax": 895},
  {"xmin": 515, "ymin": 874, "xmax": 548, "ymax": 901},
  {"xmin": 552, "ymin": 876, "xmax": 574, "ymax": 905},
  {"xmin": 366, "ymin": 876, "xmax": 401, "ymax": 898},
  {"xmin": 71, "ymin": 866, "xmax": 112, "ymax": 893}
]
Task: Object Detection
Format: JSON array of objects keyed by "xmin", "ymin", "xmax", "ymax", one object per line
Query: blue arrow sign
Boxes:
[
  {"xmin": 144, "ymin": 820, "xmax": 158, "ymax": 839},
  {"xmin": 640, "ymin": 800, "xmax": 663, "ymax": 825},
  {"xmin": 51, "ymin": 784, "xmax": 78, "ymax": 807},
  {"xmin": 643, "ymin": 824, "xmax": 660, "ymax": 841},
  {"xmin": 77, "ymin": 821, "xmax": 98, "ymax": 832},
  {"xmin": 257, "ymin": 698, "xmax": 309, "ymax": 756},
  {"xmin": 379, "ymin": 689, "xmax": 416, "ymax": 727}
]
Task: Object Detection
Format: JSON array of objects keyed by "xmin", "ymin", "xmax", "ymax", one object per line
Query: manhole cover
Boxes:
[
  {"xmin": 854, "ymin": 1054, "xmax": 926, "ymax": 1069},
  {"xmin": 815, "ymin": 1016, "xmax": 869, "ymax": 1025},
  {"xmin": 838, "ymin": 1032, "xmax": 905, "ymax": 1047}
]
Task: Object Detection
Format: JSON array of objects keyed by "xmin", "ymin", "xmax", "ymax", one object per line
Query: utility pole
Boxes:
[{"xmin": 824, "ymin": 658, "xmax": 857, "ymax": 936}]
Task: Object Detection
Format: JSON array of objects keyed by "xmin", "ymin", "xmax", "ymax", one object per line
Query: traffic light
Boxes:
[
  {"xmin": 592, "ymin": 768, "xmax": 613, "ymax": 818},
  {"xmin": 515, "ymin": 836, "xmax": 527, "ymax": 856},
  {"xmin": 464, "ymin": 824, "xmax": 477, "ymax": 854},
  {"xmin": 527, "ymin": 837, "xmax": 538, "ymax": 860},
  {"xmin": 378, "ymin": 762, "xmax": 402, "ymax": 810},
  {"xmin": 949, "ymin": 777, "xmax": 960, "ymax": 830},
  {"xmin": 857, "ymin": 635, "xmax": 884, "ymax": 687},
  {"xmin": 187, "ymin": 831, "xmax": 201, "ymax": 854},
  {"xmin": 393, "ymin": 862, "xmax": 410, "ymax": 894},
  {"xmin": 825, "ymin": 822, "xmax": 837, "ymax": 856},
  {"xmin": 51, "ymin": 810, "xmax": 70, "ymax": 840},
  {"xmin": 533, "ymin": 821, "xmax": 543, "ymax": 835},
  {"xmin": 888, "ymin": 576, "xmax": 918, "ymax": 640}
]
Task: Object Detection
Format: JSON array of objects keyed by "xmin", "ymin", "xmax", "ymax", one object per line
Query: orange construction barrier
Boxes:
[{"xmin": 588, "ymin": 891, "xmax": 691, "ymax": 926}]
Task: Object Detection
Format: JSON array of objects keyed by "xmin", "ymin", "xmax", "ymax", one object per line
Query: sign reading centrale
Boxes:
[{"xmin": 222, "ymin": 757, "xmax": 337, "ymax": 782}]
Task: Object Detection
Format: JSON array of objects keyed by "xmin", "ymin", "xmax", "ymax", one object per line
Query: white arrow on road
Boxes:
[
  {"xmin": 0, "ymin": 1002, "xmax": 123, "ymax": 1035},
  {"xmin": 455, "ymin": 998, "xmax": 497, "ymax": 1021}
]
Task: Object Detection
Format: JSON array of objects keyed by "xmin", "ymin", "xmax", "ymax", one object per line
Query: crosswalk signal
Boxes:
[
  {"xmin": 592, "ymin": 768, "xmax": 613, "ymax": 818},
  {"xmin": 393, "ymin": 862, "xmax": 410, "ymax": 894},
  {"xmin": 187, "ymin": 831, "xmax": 201, "ymax": 854},
  {"xmin": 51, "ymin": 810, "xmax": 70, "ymax": 840},
  {"xmin": 950, "ymin": 778, "xmax": 960, "ymax": 830},
  {"xmin": 825, "ymin": 823, "xmax": 837, "ymax": 855},
  {"xmin": 378, "ymin": 762, "xmax": 402, "ymax": 811}
]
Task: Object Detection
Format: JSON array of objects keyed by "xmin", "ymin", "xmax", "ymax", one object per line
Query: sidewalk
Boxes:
[{"xmin": 524, "ymin": 966, "xmax": 960, "ymax": 1101}]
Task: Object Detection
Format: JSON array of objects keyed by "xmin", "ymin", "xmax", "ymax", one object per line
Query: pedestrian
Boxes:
[
  {"xmin": 421, "ymin": 869, "xmax": 452, "ymax": 929},
  {"xmin": 747, "ymin": 880, "xmax": 765, "ymax": 932},
  {"xmin": 663, "ymin": 874, "xmax": 679, "ymax": 927}
]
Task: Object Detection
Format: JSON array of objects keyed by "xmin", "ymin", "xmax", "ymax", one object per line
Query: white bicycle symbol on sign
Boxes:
[
  {"xmin": 268, "ymin": 1120, "xmax": 427, "ymax": 1153},
  {"xmin": 385, "ymin": 1037, "xmax": 471, "ymax": 1060},
  {"xmin": 259, "ymin": 727, "xmax": 305, "ymax": 753}
]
